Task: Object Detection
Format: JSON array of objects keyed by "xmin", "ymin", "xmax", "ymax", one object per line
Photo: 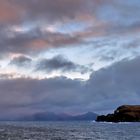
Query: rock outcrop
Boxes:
[{"xmin": 96, "ymin": 105, "xmax": 140, "ymax": 122}]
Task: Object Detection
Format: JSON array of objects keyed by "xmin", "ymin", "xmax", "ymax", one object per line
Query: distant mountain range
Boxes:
[{"xmin": 20, "ymin": 112, "xmax": 98, "ymax": 121}]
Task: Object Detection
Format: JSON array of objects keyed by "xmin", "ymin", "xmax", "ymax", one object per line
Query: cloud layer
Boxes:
[
  {"xmin": 0, "ymin": 0, "xmax": 140, "ymax": 117},
  {"xmin": 35, "ymin": 55, "xmax": 89, "ymax": 74},
  {"xmin": 0, "ymin": 0, "xmax": 139, "ymax": 55},
  {"xmin": 0, "ymin": 56, "xmax": 140, "ymax": 118}
]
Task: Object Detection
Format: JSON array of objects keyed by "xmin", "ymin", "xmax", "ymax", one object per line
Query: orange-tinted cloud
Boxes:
[
  {"xmin": 28, "ymin": 39, "xmax": 48, "ymax": 50},
  {"xmin": 0, "ymin": 0, "xmax": 23, "ymax": 23},
  {"xmin": 0, "ymin": 0, "xmax": 139, "ymax": 55}
]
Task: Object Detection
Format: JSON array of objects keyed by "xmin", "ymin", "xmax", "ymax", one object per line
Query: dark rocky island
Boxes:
[{"xmin": 96, "ymin": 105, "xmax": 140, "ymax": 122}]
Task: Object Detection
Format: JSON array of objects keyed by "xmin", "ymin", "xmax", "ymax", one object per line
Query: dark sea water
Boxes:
[{"xmin": 0, "ymin": 121, "xmax": 139, "ymax": 140}]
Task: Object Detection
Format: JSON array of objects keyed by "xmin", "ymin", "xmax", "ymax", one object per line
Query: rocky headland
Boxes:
[{"xmin": 96, "ymin": 105, "xmax": 140, "ymax": 122}]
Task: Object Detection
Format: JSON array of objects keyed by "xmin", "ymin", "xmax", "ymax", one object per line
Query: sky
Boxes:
[{"xmin": 0, "ymin": 0, "xmax": 140, "ymax": 118}]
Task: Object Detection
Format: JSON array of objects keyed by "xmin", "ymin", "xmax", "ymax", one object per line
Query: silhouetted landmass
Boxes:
[
  {"xmin": 20, "ymin": 112, "xmax": 97, "ymax": 121},
  {"xmin": 96, "ymin": 105, "xmax": 140, "ymax": 122}
]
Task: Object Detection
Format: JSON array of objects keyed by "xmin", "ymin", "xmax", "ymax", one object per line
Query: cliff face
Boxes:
[{"xmin": 96, "ymin": 105, "xmax": 140, "ymax": 122}]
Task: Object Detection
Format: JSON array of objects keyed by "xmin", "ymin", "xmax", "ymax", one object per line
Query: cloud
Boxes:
[
  {"xmin": 18, "ymin": 0, "xmax": 100, "ymax": 22},
  {"xmin": 1, "ymin": 54, "xmax": 91, "ymax": 79},
  {"xmin": 0, "ymin": 77, "xmax": 85, "ymax": 117},
  {"xmin": 1, "ymin": 21, "xmax": 139, "ymax": 56},
  {"xmin": 0, "ymin": 56, "xmax": 140, "ymax": 117},
  {"xmin": 35, "ymin": 55, "xmax": 90, "ymax": 74},
  {"xmin": 0, "ymin": 0, "xmax": 139, "ymax": 56},
  {"xmin": 9, "ymin": 55, "xmax": 32, "ymax": 67},
  {"xmin": 87, "ymin": 56, "xmax": 140, "ymax": 110},
  {"xmin": 0, "ymin": 0, "xmax": 23, "ymax": 23},
  {"xmin": 0, "ymin": 20, "xmax": 139, "ymax": 56},
  {"xmin": 0, "ymin": 27, "xmax": 83, "ymax": 54},
  {"xmin": 0, "ymin": 0, "xmax": 108, "ymax": 24},
  {"xmin": 0, "ymin": 0, "xmax": 140, "ymax": 118}
]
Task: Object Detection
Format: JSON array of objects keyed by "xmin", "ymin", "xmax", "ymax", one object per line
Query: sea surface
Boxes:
[{"xmin": 0, "ymin": 121, "xmax": 139, "ymax": 140}]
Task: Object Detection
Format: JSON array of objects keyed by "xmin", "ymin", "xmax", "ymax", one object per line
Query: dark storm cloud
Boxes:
[
  {"xmin": 0, "ymin": 27, "xmax": 82, "ymax": 54},
  {"xmin": 7, "ymin": 54, "xmax": 91, "ymax": 74},
  {"xmin": 0, "ymin": 56, "xmax": 140, "ymax": 117},
  {"xmin": 86, "ymin": 56, "xmax": 140, "ymax": 111},
  {"xmin": 36, "ymin": 55, "xmax": 89, "ymax": 74},
  {"xmin": 0, "ymin": 77, "xmax": 85, "ymax": 117},
  {"xmin": 9, "ymin": 55, "xmax": 32, "ymax": 67}
]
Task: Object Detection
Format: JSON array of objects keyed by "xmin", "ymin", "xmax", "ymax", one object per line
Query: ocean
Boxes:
[{"xmin": 0, "ymin": 121, "xmax": 139, "ymax": 140}]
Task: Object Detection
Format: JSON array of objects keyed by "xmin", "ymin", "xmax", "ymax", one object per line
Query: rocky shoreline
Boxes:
[{"xmin": 96, "ymin": 105, "xmax": 140, "ymax": 122}]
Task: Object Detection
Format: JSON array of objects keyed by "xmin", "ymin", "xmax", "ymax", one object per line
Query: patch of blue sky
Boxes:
[
  {"xmin": 97, "ymin": 5, "xmax": 120, "ymax": 23},
  {"xmin": 41, "ymin": 44, "xmax": 93, "ymax": 64},
  {"xmin": 97, "ymin": 2, "xmax": 140, "ymax": 27},
  {"xmin": 56, "ymin": 22, "xmax": 88, "ymax": 34},
  {"xmin": 117, "ymin": 0, "xmax": 140, "ymax": 6}
]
